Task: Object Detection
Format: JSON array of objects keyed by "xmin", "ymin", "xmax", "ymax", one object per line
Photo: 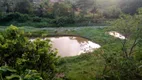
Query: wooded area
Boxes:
[{"xmin": 0, "ymin": 0, "xmax": 142, "ymax": 27}]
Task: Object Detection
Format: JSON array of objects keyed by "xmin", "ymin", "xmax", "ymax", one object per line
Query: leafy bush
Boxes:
[
  {"xmin": 101, "ymin": 52, "xmax": 142, "ymax": 80},
  {"xmin": 0, "ymin": 66, "xmax": 43, "ymax": 80},
  {"xmin": 51, "ymin": 17, "xmax": 75, "ymax": 27},
  {"xmin": 0, "ymin": 12, "xmax": 30, "ymax": 22},
  {"xmin": 0, "ymin": 25, "xmax": 59, "ymax": 79},
  {"xmin": 32, "ymin": 16, "xmax": 42, "ymax": 22},
  {"xmin": 51, "ymin": 17, "xmax": 67, "ymax": 27},
  {"xmin": 17, "ymin": 13, "xmax": 31, "ymax": 22}
]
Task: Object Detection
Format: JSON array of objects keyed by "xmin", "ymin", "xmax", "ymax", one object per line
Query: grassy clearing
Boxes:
[
  {"xmin": 18, "ymin": 26, "xmax": 122, "ymax": 80},
  {"xmin": 53, "ymin": 27, "xmax": 122, "ymax": 80}
]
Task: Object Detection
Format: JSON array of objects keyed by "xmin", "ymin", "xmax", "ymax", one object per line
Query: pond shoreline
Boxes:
[
  {"xmin": 29, "ymin": 34, "xmax": 96, "ymax": 43},
  {"xmin": 30, "ymin": 36, "xmax": 101, "ymax": 57}
]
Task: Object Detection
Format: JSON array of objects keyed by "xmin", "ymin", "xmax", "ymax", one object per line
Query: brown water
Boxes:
[{"xmin": 30, "ymin": 36, "xmax": 101, "ymax": 57}]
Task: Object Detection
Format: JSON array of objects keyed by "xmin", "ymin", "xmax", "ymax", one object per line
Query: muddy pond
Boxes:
[{"xmin": 30, "ymin": 36, "xmax": 101, "ymax": 57}]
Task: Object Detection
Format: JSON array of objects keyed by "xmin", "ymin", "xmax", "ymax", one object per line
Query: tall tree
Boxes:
[
  {"xmin": 118, "ymin": 0, "xmax": 142, "ymax": 14},
  {"xmin": 110, "ymin": 9, "xmax": 142, "ymax": 58},
  {"xmin": 0, "ymin": 0, "xmax": 16, "ymax": 13},
  {"xmin": 15, "ymin": 0, "xmax": 33, "ymax": 14},
  {"xmin": 76, "ymin": 0, "xmax": 95, "ymax": 18}
]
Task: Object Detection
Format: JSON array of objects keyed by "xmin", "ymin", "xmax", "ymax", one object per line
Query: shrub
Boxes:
[
  {"xmin": 32, "ymin": 16, "xmax": 42, "ymax": 22},
  {"xmin": 0, "ymin": 12, "xmax": 30, "ymax": 22},
  {"xmin": 101, "ymin": 52, "xmax": 142, "ymax": 80},
  {"xmin": 0, "ymin": 25, "xmax": 59, "ymax": 79},
  {"xmin": 51, "ymin": 17, "xmax": 67, "ymax": 27},
  {"xmin": 51, "ymin": 17, "xmax": 75, "ymax": 27},
  {"xmin": 0, "ymin": 66, "xmax": 43, "ymax": 80},
  {"xmin": 17, "ymin": 13, "xmax": 31, "ymax": 22}
]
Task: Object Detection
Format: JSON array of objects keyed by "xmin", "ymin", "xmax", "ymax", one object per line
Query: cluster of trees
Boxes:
[
  {"xmin": 118, "ymin": 0, "xmax": 142, "ymax": 14},
  {"xmin": 0, "ymin": 25, "xmax": 59, "ymax": 80},
  {"xmin": 0, "ymin": 0, "xmax": 142, "ymax": 27}
]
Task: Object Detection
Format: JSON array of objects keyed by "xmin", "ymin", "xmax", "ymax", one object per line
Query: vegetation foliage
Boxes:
[
  {"xmin": 0, "ymin": 25, "xmax": 59, "ymax": 80},
  {"xmin": 0, "ymin": 0, "xmax": 142, "ymax": 80},
  {"xmin": 56, "ymin": 9, "xmax": 142, "ymax": 80},
  {"xmin": 0, "ymin": 0, "xmax": 142, "ymax": 27}
]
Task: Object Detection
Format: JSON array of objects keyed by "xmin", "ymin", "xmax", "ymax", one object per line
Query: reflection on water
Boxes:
[
  {"xmin": 109, "ymin": 31, "xmax": 126, "ymax": 39},
  {"xmin": 30, "ymin": 36, "xmax": 101, "ymax": 57}
]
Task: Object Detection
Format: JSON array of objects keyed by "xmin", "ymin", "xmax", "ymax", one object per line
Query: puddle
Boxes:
[{"xmin": 30, "ymin": 36, "xmax": 101, "ymax": 57}]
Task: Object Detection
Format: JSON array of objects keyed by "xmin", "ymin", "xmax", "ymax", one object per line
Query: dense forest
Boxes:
[
  {"xmin": 0, "ymin": 0, "xmax": 142, "ymax": 27},
  {"xmin": 0, "ymin": 0, "xmax": 142, "ymax": 80}
]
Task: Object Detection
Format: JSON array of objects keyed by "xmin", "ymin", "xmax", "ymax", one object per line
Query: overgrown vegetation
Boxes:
[
  {"xmin": 0, "ymin": 0, "xmax": 142, "ymax": 27},
  {"xmin": 56, "ymin": 9, "xmax": 142, "ymax": 80},
  {"xmin": 0, "ymin": 25, "xmax": 59, "ymax": 80},
  {"xmin": 0, "ymin": 0, "xmax": 142, "ymax": 80}
]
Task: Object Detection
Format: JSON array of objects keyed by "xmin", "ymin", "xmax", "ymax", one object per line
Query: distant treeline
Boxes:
[{"xmin": 0, "ymin": 0, "xmax": 142, "ymax": 27}]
